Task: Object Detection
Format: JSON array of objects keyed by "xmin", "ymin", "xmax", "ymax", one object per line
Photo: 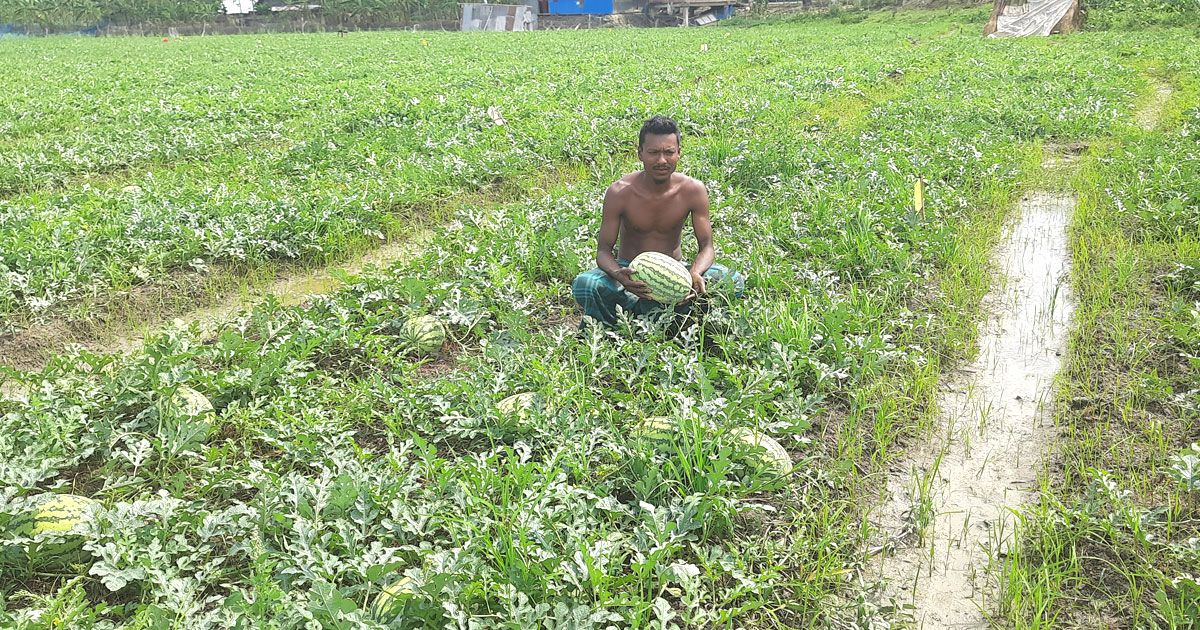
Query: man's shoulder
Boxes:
[
  {"xmin": 613, "ymin": 172, "xmax": 642, "ymax": 188},
  {"xmin": 604, "ymin": 173, "xmax": 640, "ymax": 197},
  {"xmin": 674, "ymin": 173, "xmax": 707, "ymax": 193}
]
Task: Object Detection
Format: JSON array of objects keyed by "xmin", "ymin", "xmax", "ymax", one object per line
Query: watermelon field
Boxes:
[{"xmin": 1, "ymin": 6, "xmax": 1198, "ymax": 628}]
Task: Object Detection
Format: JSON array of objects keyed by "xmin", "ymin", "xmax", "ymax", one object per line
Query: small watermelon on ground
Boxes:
[
  {"xmin": 167, "ymin": 385, "xmax": 216, "ymax": 449},
  {"xmin": 372, "ymin": 576, "xmax": 416, "ymax": 620},
  {"xmin": 635, "ymin": 416, "xmax": 679, "ymax": 445},
  {"xmin": 730, "ymin": 428, "xmax": 793, "ymax": 476},
  {"xmin": 400, "ymin": 315, "xmax": 446, "ymax": 354},
  {"xmin": 173, "ymin": 385, "xmax": 214, "ymax": 417},
  {"xmin": 497, "ymin": 392, "xmax": 537, "ymax": 418},
  {"xmin": 629, "ymin": 252, "xmax": 693, "ymax": 305},
  {"xmin": 11, "ymin": 494, "xmax": 100, "ymax": 567}
]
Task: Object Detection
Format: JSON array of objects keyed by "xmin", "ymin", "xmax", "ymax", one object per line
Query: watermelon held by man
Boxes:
[{"xmin": 629, "ymin": 252, "xmax": 694, "ymax": 305}]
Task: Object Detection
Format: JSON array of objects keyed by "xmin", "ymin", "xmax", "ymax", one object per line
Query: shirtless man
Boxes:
[{"xmin": 571, "ymin": 116, "xmax": 744, "ymax": 328}]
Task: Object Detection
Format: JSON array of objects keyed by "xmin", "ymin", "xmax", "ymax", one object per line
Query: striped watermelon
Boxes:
[
  {"xmin": 730, "ymin": 428, "xmax": 792, "ymax": 476},
  {"xmin": 372, "ymin": 576, "xmax": 416, "ymax": 619},
  {"xmin": 400, "ymin": 315, "xmax": 446, "ymax": 354},
  {"xmin": 174, "ymin": 385, "xmax": 214, "ymax": 417},
  {"xmin": 168, "ymin": 385, "xmax": 216, "ymax": 449},
  {"xmin": 12, "ymin": 494, "xmax": 100, "ymax": 566},
  {"xmin": 629, "ymin": 252, "xmax": 693, "ymax": 305},
  {"xmin": 635, "ymin": 416, "xmax": 679, "ymax": 445},
  {"xmin": 498, "ymin": 392, "xmax": 537, "ymax": 418}
]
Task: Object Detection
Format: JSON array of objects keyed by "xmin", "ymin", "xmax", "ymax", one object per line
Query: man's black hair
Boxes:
[{"xmin": 638, "ymin": 116, "xmax": 681, "ymax": 149}]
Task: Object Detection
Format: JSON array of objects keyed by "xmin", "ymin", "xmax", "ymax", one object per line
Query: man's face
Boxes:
[{"xmin": 638, "ymin": 133, "xmax": 680, "ymax": 184}]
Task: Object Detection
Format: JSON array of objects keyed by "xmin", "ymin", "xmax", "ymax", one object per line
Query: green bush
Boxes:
[{"xmin": 1084, "ymin": 0, "xmax": 1200, "ymax": 29}]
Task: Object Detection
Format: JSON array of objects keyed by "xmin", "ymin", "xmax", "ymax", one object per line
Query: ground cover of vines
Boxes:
[
  {"xmin": 2, "ymin": 8, "xmax": 1198, "ymax": 628},
  {"xmin": 0, "ymin": 17, "xmax": 958, "ymax": 329}
]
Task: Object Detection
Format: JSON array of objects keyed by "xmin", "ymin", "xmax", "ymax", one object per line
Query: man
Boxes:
[{"xmin": 572, "ymin": 116, "xmax": 744, "ymax": 328}]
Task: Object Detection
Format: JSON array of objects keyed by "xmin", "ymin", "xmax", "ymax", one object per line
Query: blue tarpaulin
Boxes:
[
  {"xmin": 547, "ymin": 0, "xmax": 614, "ymax": 15},
  {"xmin": 709, "ymin": 4, "xmax": 734, "ymax": 19}
]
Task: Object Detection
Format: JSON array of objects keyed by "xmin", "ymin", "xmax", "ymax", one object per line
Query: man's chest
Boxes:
[{"xmin": 621, "ymin": 202, "xmax": 690, "ymax": 233}]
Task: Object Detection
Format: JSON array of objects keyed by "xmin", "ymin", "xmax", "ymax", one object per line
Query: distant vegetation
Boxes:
[
  {"xmin": 1084, "ymin": 0, "xmax": 1200, "ymax": 28},
  {"xmin": 0, "ymin": 0, "xmax": 223, "ymax": 30},
  {"xmin": 2, "ymin": 0, "xmax": 1197, "ymax": 32},
  {"xmin": 0, "ymin": 0, "xmax": 457, "ymax": 32}
]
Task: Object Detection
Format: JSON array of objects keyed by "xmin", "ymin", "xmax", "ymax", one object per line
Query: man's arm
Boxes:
[
  {"xmin": 597, "ymin": 184, "xmax": 651, "ymax": 299},
  {"xmin": 688, "ymin": 183, "xmax": 715, "ymax": 295}
]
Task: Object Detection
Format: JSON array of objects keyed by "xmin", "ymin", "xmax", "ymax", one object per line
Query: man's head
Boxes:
[{"xmin": 638, "ymin": 116, "xmax": 681, "ymax": 184}]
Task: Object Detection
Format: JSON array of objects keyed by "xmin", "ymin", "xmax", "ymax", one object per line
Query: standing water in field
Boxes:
[{"xmin": 870, "ymin": 191, "xmax": 1075, "ymax": 626}]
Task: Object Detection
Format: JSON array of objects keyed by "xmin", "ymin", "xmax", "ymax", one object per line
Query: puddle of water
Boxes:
[{"xmin": 870, "ymin": 192, "xmax": 1076, "ymax": 627}]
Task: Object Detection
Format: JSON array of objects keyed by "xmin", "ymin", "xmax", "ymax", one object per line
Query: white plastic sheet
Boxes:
[{"xmin": 990, "ymin": 0, "xmax": 1074, "ymax": 37}]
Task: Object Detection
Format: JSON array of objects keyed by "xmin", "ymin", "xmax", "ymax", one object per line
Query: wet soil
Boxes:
[
  {"xmin": 1136, "ymin": 81, "xmax": 1174, "ymax": 132},
  {"xmin": 868, "ymin": 191, "xmax": 1076, "ymax": 627}
]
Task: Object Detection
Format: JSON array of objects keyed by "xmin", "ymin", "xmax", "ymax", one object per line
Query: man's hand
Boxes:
[
  {"xmin": 612, "ymin": 268, "xmax": 653, "ymax": 300},
  {"xmin": 680, "ymin": 271, "xmax": 706, "ymax": 305}
]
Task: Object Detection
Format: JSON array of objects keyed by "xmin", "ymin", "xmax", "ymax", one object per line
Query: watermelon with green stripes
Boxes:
[
  {"xmin": 400, "ymin": 315, "xmax": 446, "ymax": 355},
  {"xmin": 173, "ymin": 385, "xmax": 214, "ymax": 417},
  {"xmin": 11, "ymin": 494, "xmax": 100, "ymax": 567},
  {"xmin": 629, "ymin": 252, "xmax": 693, "ymax": 305},
  {"xmin": 730, "ymin": 428, "xmax": 792, "ymax": 476},
  {"xmin": 171, "ymin": 385, "xmax": 216, "ymax": 446},
  {"xmin": 634, "ymin": 416, "xmax": 679, "ymax": 444}
]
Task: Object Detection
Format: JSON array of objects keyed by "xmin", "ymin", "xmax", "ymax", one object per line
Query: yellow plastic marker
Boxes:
[{"xmin": 914, "ymin": 175, "xmax": 925, "ymax": 214}]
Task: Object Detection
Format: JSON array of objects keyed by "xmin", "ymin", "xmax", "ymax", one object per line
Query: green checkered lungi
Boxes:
[{"xmin": 571, "ymin": 258, "xmax": 745, "ymax": 327}]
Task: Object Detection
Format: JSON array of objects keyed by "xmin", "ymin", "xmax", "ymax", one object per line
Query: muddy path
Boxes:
[
  {"xmin": 867, "ymin": 189, "xmax": 1076, "ymax": 626},
  {"xmin": 1137, "ymin": 79, "xmax": 1175, "ymax": 132},
  {"xmin": 864, "ymin": 71, "xmax": 1175, "ymax": 626},
  {"xmin": 0, "ymin": 231, "xmax": 430, "ymax": 371}
]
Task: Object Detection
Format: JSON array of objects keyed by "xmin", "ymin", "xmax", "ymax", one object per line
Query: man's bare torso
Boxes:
[{"xmin": 608, "ymin": 171, "xmax": 703, "ymax": 261}]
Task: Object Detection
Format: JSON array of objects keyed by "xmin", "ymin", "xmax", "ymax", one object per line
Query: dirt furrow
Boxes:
[
  {"xmin": 0, "ymin": 167, "xmax": 582, "ymax": 371},
  {"xmin": 1136, "ymin": 79, "xmax": 1174, "ymax": 132},
  {"xmin": 868, "ymin": 190, "xmax": 1075, "ymax": 627},
  {"xmin": 101, "ymin": 229, "xmax": 433, "ymax": 356},
  {"xmin": 0, "ymin": 231, "xmax": 431, "ymax": 372}
]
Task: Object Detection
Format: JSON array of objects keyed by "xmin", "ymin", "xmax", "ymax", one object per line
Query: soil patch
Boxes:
[
  {"xmin": 0, "ymin": 269, "xmax": 215, "ymax": 370},
  {"xmin": 105, "ymin": 231, "xmax": 434, "ymax": 357},
  {"xmin": 867, "ymin": 191, "xmax": 1076, "ymax": 625},
  {"xmin": 1136, "ymin": 80, "xmax": 1174, "ymax": 131}
]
